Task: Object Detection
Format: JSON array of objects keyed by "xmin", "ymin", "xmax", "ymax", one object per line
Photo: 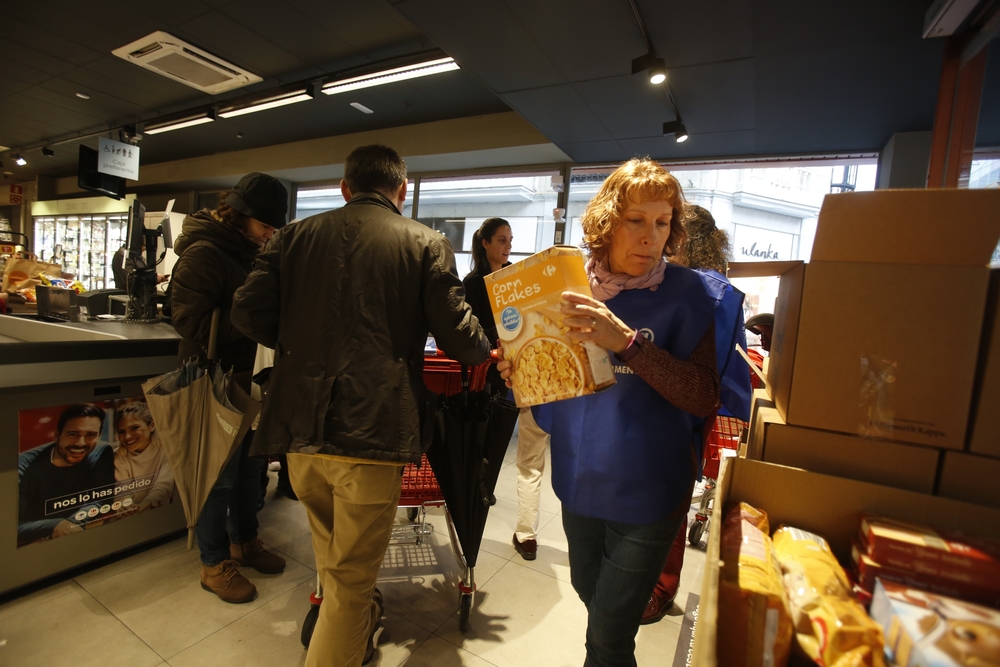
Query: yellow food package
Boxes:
[
  {"xmin": 484, "ymin": 246, "xmax": 616, "ymax": 407},
  {"xmin": 718, "ymin": 502, "xmax": 794, "ymax": 667},
  {"xmin": 772, "ymin": 526, "xmax": 886, "ymax": 667}
]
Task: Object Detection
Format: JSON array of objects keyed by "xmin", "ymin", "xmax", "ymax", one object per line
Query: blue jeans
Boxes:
[
  {"xmin": 196, "ymin": 432, "xmax": 264, "ymax": 566},
  {"xmin": 562, "ymin": 506, "xmax": 685, "ymax": 667}
]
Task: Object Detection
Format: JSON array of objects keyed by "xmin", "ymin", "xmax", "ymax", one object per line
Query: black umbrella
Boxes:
[{"xmin": 425, "ymin": 383, "xmax": 518, "ymax": 569}]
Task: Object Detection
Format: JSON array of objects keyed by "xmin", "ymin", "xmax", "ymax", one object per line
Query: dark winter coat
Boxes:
[
  {"xmin": 169, "ymin": 209, "xmax": 259, "ymax": 380},
  {"xmin": 231, "ymin": 191, "xmax": 490, "ymax": 464}
]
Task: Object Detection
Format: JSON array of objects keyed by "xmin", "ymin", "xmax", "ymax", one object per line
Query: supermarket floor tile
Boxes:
[
  {"xmin": 0, "ymin": 468, "xmax": 700, "ymax": 667},
  {"xmin": 0, "ymin": 580, "xmax": 163, "ymax": 667}
]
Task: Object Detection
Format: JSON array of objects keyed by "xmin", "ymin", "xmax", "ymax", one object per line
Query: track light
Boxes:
[
  {"xmin": 648, "ymin": 58, "xmax": 667, "ymax": 85},
  {"xmin": 663, "ymin": 120, "xmax": 689, "ymax": 143},
  {"xmin": 219, "ymin": 86, "xmax": 315, "ymax": 118},
  {"xmin": 322, "ymin": 56, "xmax": 459, "ymax": 95},
  {"xmin": 144, "ymin": 111, "xmax": 216, "ymax": 135},
  {"xmin": 631, "ymin": 52, "xmax": 667, "ymax": 85},
  {"xmin": 13, "ymin": 154, "xmax": 26, "ymax": 166},
  {"xmin": 42, "ymin": 147, "xmax": 55, "ymax": 157}
]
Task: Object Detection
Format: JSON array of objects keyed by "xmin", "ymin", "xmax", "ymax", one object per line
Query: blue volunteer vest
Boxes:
[
  {"xmin": 697, "ymin": 269, "xmax": 752, "ymax": 422},
  {"xmin": 534, "ymin": 263, "xmax": 716, "ymax": 524}
]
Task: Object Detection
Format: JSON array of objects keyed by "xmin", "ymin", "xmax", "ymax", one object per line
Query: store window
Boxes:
[
  {"xmin": 567, "ymin": 161, "xmax": 877, "ymax": 347},
  {"xmin": 414, "ymin": 171, "xmax": 560, "ymax": 277},
  {"xmin": 294, "ymin": 182, "xmax": 414, "ymax": 222},
  {"xmin": 969, "ymin": 158, "xmax": 1000, "ymax": 264}
]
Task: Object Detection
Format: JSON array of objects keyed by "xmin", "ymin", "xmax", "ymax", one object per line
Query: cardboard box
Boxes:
[
  {"xmin": 938, "ymin": 451, "xmax": 1000, "ymax": 510},
  {"xmin": 748, "ymin": 407, "xmax": 940, "ymax": 494},
  {"xmin": 870, "ymin": 579, "xmax": 1000, "ymax": 667},
  {"xmin": 768, "ymin": 190, "xmax": 1000, "ymax": 450},
  {"xmin": 748, "ymin": 387, "xmax": 774, "ymax": 439},
  {"xmin": 850, "ymin": 540, "xmax": 1000, "ymax": 608},
  {"xmin": 969, "ymin": 270, "xmax": 1000, "ymax": 458},
  {"xmin": 691, "ymin": 458, "xmax": 1000, "ymax": 667},
  {"xmin": 485, "ymin": 246, "xmax": 615, "ymax": 407},
  {"xmin": 859, "ymin": 514, "xmax": 1000, "ymax": 590}
]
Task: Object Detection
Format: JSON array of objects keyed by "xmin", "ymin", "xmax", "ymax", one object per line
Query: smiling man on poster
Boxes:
[{"xmin": 18, "ymin": 403, "xmax": 115, "ymax": 546}]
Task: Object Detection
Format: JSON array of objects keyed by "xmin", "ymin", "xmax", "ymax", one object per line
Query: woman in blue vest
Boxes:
[
  {"xmin": 498, "ymin": 158, "xmax": 720, "ymax": 667},
  {"xmin": 642, "ymin": 203, "xmax": 753, "ymax": 625}
]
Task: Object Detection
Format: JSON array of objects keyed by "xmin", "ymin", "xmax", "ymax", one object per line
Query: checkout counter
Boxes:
[{"xmin": 1, "ymin": 315, "xmax": 184, "ymax": 595}]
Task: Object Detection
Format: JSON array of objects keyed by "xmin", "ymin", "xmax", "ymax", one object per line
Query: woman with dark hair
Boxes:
[
  {"xmin": 462, "ymin": 217, "xmax": 512, "ymax": 344},
  {"xmin": 498, "ymin": 158, "xmax": 720, "ymax": 666},
  {"xmin": 170, "ymin": 172, "xmax": 288, "ymax": 604},
  {"xmin": 461, "ymin": 219, "xmax": 551, "ymax": 560}
]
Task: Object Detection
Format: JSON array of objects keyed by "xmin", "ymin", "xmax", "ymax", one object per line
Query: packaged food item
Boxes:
[
  {"xmin": 870, "ymin": 579, "xmax": 1000, "ymax": 667},
  {"xmin": 858, "ymin": 515, "xmax": 1000, "ymax": 594},
  {"xmin": 851, "ymin": 540, "xmax": 1000, "ymax": 610},
  {"xmin": 484, "ymin": 246, "xmax": 616, "ymax": 407},
  {"xmin": 718, "ymin": 502, "xmax": 793, "ymax": 667},
  {"xmin": 772, "ymin": 525, "xmax": 886, "ymax": 667}
]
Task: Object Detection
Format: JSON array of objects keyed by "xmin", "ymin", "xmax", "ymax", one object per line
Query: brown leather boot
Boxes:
[
  {"xmin": 201, "ymin": 560, "xmax": 257, "ymax": 604},
  {"xmin": 230, "ymin": 537, "xmax": 286, "ymax": 574}
]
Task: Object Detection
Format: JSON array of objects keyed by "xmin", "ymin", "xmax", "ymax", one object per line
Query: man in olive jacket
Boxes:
[{"xmin": 231, "ymin": 144, "xmax": 488, "ymax": 667}]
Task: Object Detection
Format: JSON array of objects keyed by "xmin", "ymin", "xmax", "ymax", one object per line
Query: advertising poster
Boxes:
[{"xmin": 17, "ymin": 398, "xmax": 175, "ymax": 548}]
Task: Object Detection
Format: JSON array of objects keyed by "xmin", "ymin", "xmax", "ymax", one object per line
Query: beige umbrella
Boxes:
[{"xmin": 142, "ymin": 310, "xmax": 261, "ymax": 548}]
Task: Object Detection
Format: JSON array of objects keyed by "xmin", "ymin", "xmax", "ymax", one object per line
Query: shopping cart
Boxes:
[
  {"xmin": 688, "ymin": 415, "xmax": 746, "ymax": 546},
  {"xmin": 301, "ymin": 350, "xmax": 504, "ymax": 647}
]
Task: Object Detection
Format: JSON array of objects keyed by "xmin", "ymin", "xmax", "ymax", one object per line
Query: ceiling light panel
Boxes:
[
  {"xmin": 322, "ymin": 57, "xmax": 459, "ymax": 95},
  {"xmin": 219, "ymin": 88, "xmax": 314, "ymax": 118},
  {"xmin": 144, "ymin": 113, "xmax": 216, "ymax": 135}
]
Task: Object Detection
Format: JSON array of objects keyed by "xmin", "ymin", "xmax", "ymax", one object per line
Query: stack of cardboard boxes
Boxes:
[
  {"xmin": 740, "ymin": 189, "xmax": 1000, "ymax": 507},
  {"xmin": 689, "ymin": 189, "xmax": 1000, "ymax": 667}
]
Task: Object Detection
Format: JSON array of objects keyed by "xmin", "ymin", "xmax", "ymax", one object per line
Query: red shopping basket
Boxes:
[
  {"xmin": 399, "ymin": 453, "xmax": 441, "ymax": 505},
  {"xmin": 423, "ymin": 350, "xmax": 493, "ymax": 396},
  {"xmin": 702, "ymin": 415, "xmax": 745, "ymax": 480}
]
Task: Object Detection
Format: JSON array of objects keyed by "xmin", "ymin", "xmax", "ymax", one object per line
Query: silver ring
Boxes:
[{"xmin": 590, "ymin": 318, "xmax": 597, "ymax": 328}]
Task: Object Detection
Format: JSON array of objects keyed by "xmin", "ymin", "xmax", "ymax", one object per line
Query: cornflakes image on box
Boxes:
[{"xmin": 485, "ymin": 246, "xmax": 616, "ymax": 407}]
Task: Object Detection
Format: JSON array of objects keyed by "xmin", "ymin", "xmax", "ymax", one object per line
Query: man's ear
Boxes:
[
  {"xmin": 340, "ymin": 179, "xmax": 353, "ymax": 202},
  {"xmin": 396, "ymin": 180, "xmax": 408, "ymax": 210}
]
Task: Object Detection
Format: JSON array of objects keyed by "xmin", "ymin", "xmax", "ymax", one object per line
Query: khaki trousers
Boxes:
[
  {"xmin": 287, "ymin": 454, "xmax": 403, "ymax": 667},
  {"xmin": 515, "ymin": 407, "xmax": 550, "ymax": 542}
]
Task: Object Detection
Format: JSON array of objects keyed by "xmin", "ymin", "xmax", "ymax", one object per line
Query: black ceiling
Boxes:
[{"xmin": 0, "ymin": 0, "xmax": 996, "ymax": 185}]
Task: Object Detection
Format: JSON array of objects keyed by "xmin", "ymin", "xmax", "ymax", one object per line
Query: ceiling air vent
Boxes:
[{"xmin": 112, "ymin": 31, "xmax": 262, "ymax": 95}]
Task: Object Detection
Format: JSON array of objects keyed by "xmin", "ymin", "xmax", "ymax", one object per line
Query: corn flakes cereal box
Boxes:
[{"xmin": 484, "ymin": 246, "xmax": 615, "ymax": 407}]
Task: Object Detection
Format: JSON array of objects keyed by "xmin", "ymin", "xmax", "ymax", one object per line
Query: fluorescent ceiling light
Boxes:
[
  {"xmin": 350, "ymin": 102, "xmax": 374, "ymax": 114},
  {"xmin": 219, "ymin": 88, "xmax": 314, "ymax": 118},
  {"xmin": 14, "ymin": 154, "xmax": 27, "ymax": 166},
  {"xmin": 145, "ymin": 112, "xmax": 215, "ymax": 135},
  {"xmin": 322, "ymin": 57, "xmax": 459, "ymax": 95}
]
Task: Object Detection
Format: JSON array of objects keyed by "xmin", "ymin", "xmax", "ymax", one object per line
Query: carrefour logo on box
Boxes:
[{"xmin": 501, "ymin": 307, "xmax": 521, "ymax": 332}]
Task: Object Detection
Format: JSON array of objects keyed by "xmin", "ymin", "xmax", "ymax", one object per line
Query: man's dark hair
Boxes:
[
  {"xmin": 56, "ymin": 403, "xmax": 106, "ymax": 436},
  {"xmin": 343, "ymin": 144, "xmax": 407, "ymax": 196}
]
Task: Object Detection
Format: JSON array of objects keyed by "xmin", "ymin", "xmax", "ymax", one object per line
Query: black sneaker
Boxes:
[{"xmin": 362, "ymin": 588, "xmax": 383, "ymax": 665}]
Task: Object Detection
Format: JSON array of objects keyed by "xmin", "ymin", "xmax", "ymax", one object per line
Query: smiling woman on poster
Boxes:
[{"xmin": 112, "ymin": 401, "xmax": 174, "ymax": 515}]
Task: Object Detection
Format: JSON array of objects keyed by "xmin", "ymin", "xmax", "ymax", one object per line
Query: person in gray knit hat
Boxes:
[{"xmin": 170, "ymin": 171, "xmax": 289, "ymax": 604}]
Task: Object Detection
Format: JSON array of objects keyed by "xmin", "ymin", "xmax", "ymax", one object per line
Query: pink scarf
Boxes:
[{"xmin": 586, "ymin": 256, "xmax": 666, "ymax": 302}]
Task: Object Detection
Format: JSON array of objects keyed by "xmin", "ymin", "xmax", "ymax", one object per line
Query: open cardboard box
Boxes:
[
  {"xmin": 738, "ymin": 190, "xmax": 1000, "ymax": 450},
  {"xmin": 690, "ymin": 457, "xmax": 1000, "ymax": 667}
]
